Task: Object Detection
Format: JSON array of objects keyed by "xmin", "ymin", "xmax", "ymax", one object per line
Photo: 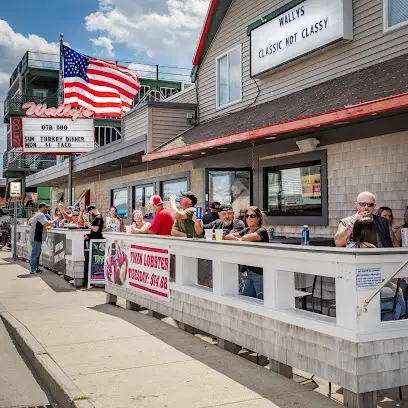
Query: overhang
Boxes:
[
  {"xmin": 26, "ymin": 135, "xmax": 146, "ymax": 187},
  {"xmin": 143, "ymin": 53, "xmax": 408, "ymax": 162}
]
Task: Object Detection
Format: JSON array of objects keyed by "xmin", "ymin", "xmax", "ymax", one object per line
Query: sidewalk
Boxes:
[{"xmin": 0, "ymin": 254, "xmax": 404, "ymax": 408}]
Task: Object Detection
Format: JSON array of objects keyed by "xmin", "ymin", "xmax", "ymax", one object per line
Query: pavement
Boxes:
[
  {"xmin": 0, "ymin": 252, "xmax": 407, "ymax": 408},
  {"xmin": 0, "ymin": 314, "xmax": 50, "ymax": 408}
]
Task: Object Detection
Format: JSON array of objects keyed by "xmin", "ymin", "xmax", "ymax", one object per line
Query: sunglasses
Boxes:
[
  {"xmin": 358, "ymin": 202, "xmax": 375, "ymax": 208},
  {"xmin": 245, "ymin": 213, "xmax": 258, "ymax": 219}
]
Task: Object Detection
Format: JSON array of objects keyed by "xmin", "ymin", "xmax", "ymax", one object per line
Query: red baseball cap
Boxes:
[{"xmin": 149, "ymin": 195, "xmax": 163, "ymax": 205}]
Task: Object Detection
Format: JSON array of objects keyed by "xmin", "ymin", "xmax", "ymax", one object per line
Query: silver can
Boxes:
[{"xmin": 402, "ymin": 228, "xmax": 408, "ymax": 248}]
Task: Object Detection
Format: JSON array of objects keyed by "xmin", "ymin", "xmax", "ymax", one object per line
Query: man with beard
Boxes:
[{"xmin": 193, "ymin": 204, "xmax": 245, "ymax": 236}]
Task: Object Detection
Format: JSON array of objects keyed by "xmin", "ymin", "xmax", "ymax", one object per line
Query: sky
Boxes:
[{"xmin": 0, "ymin": 0, "xmax": 210, "ymax": 172}]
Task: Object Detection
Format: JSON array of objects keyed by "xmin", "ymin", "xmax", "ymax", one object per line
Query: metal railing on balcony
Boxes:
[
  {"xmin": 3, "ymin": 149, "xmax": 56, "ymax": 173},
  {"xmin": 9, "ymin": 51, "xmax": 59, "ymax": 86},
  {"xmin": 4, "ymin": 94, "xmax": 58, "ymax": 119}
]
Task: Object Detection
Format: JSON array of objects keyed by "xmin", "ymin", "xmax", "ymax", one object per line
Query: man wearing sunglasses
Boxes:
[{"xmin": 334, "ymin": 191, "xmax": 398, "ymax": 247}]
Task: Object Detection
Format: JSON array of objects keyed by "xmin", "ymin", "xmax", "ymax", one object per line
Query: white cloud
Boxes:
[
  {"xmin": 0, "ymin": 20, "xmax": 60, "ymax": 165},
  {"xmin": 90, "ymin": 36, "xmax": 115, "ymax": 57},
  {"xmin": 85, "ymin": 0, "xmax": 210, "ymax": 61}
]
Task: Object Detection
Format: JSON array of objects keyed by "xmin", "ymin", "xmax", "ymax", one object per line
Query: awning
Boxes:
[{"xmin": 143, "ymin": 53, "xmax": 408, "ymax": 162}]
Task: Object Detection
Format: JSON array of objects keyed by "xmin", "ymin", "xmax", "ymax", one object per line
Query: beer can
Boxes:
[
  {"xmin": 196, "ymin": 206, "xmax": 203, "ymax": 220},
  {"xmin": 402, "ymin": 228, "xmax": 408, "ymax": 248}
]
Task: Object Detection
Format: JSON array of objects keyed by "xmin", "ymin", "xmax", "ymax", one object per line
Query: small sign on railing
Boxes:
[{"xmin": 356, "ymin": 268, "xmax": 382, "ymax": 289}]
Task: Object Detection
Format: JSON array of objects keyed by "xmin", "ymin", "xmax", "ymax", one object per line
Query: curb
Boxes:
[{"xmin": 0, "ymin": 308, "xmax": 96, "ymax": 408}]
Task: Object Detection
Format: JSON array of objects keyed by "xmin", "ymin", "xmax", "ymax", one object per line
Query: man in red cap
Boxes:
[{"xmin": 131, "ymin": 195, "xmax": 174, "ymax": 236}]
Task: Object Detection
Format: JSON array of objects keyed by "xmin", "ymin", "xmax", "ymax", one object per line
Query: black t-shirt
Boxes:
[
  {"xmin": 90, "ymin": 214, "xmax": 104, "ymax": 240},
  {"xmin": 239, "ymin": 227, "xmax": 269, "ymax": 275},
  {"xmin": 202, "ymin": 211, "xmax": 219, "ymax": 224},
  {"xmin": 204, "ymin": 219, "xmax": 245, "ymax": 234}
]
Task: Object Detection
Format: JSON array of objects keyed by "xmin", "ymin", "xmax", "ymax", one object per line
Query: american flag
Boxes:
[{"xmin": 63, "ymin": 45, "xmax": 141, "ymax": 118}]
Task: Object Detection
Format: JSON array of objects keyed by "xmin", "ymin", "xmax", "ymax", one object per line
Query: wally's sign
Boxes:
[
  {"xmin": 250, "ymin": 0, "xmax": 353, "ymax": 77},
  {"xmin": 22, "ymin": 102, "xmax": 94, "ymax": 121}
]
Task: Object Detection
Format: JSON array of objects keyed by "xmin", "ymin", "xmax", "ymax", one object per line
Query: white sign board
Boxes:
[
  {"xmin": 356, "ymin": 268, "xmax": 382, "ymax": 290},
  {"xmin": 21, "ymin": 117, "xmax": 95, "ymax": 154},
  {"xmin": 105, "ymin": 236, "xmax": 170, "ymax": 301},
  {"xmin": 250, "ymin": 0, "xmax": 353, "ymax": 76},
  {"xmin": 10, "ymin": 182, "xmax": 21, "ymax": 196}
]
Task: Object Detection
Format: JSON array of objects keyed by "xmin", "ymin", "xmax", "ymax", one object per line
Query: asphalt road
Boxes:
[{"xmin": 0, "ymin": 317, "xmax": 51, "ymax": 408}]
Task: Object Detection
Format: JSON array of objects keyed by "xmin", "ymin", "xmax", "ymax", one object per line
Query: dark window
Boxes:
[
  {"xmin": 207, "ymin": 169, "xmax": 251, "ymax": 215},
  {"xmin": 161, "ymin": 178, "xmax": 188, "ymax": 208},
  {"xmin": 262, "ymin": 151, "xmax": 328, "ymax": 226},
  {"xmin": 111, "ymin": 188, "xmax": 128, "ymax": 217},
  {"xmin": 133, "ymin": 184, "xmax": 154, "ymax": 218},
  {"xmin": 265, "ymin": 161, "xmax": 322, "ymax": 217}
]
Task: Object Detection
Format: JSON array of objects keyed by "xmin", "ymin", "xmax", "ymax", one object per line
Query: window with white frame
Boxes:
[
  {"xmin": 216, "ymin": 45, "xmax": 242, "ymax": 109},
  {"xmin": 384, "ymin": 0, "xmax": 408, "ymax": 30}
]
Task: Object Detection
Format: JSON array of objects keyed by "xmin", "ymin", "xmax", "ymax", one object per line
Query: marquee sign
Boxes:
[
  {"xmin": 11, "ymin": 117, "xmax": 95, "ymax": 154},
  {"xmin": 250, "ymin": 0, "xmax": 353, "ymax": 77}
]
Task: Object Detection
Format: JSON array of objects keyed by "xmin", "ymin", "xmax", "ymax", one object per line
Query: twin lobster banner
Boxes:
[{"xmin": 104, "ymin": 236, "xmax": 170, "ymax": 301}]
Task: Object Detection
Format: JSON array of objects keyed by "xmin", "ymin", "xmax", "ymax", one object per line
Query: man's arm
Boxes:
[
  {"xmin": 131, "ymin": 222, "xmax": 151, "ymax": 234},
  {"xmin": 58, "ymin": 203, "xmax": 73, "ymax": 222},
  {"xmin": 192, "ymin": 213, "xmax": 205, "ymax": 235},
  {"xmin": 169, "ymin": 196, "xmax": 188, "ymax": 220},
  {"xmin": 171, "ymin": 226, "xmax": 187, "ymax": 237},
  {"xmin": 334, "ymin": 214, "xmax": 362, "ymax": 247}
]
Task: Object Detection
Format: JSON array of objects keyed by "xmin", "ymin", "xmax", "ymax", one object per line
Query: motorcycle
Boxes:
[{"xmin": 0, "ymin": 220, "xmax": 12, "ymax": 250}]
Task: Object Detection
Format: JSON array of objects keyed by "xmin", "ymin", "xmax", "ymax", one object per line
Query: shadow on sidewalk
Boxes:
[
  {"xmin": 90, "ymin": 303, "xmax": 337, "ymax": 407},
  {"xmin": 13, "ymin": 260, "xmax": 75, "ymax": 293}
]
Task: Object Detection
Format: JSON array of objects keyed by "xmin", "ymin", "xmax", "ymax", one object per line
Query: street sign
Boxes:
[{"xmin": 10, "ymin": 182, "xmax": 21, "ymax": 197}]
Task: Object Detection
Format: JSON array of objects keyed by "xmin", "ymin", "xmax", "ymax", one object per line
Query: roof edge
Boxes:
[{"xmin": 142, "ymin": 92, "xmax": 408, "ymax": 162}]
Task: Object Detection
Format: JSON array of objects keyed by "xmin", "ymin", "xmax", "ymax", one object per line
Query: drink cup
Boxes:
[
  {"xmin": 125, "ymin": 226, "xmax": 132, "ymax": 234},
  {"xmin": 215, "ymin": 229, "xmax": 224, "ymax": 241},
  {"xmin": 402, "ymin": 228, "xmax": 408, "ymax": 248},
  {"xmin": 204, "ymin": 229, "xmax": 213, "ymax": 241}
]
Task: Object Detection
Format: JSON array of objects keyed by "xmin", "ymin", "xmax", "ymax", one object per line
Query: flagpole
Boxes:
[{"xmin": 59, "ymin": 34, "xmax": 73, "ymax": 207}]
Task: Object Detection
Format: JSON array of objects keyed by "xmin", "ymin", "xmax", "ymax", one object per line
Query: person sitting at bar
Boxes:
[
  {"xmin": 225, "ymin": 206, "xmax": 269, "ymax": 300},
  {"xmin": 377, "ymin": 206, "xmax": 402, "ymax": 246},
  {"xmin": 82, "ymin": 205, "xmax": 103, "ymax": 240},
  {"xmin": 58, "ymin": 202, "xmax": 73, "ymax": 224},
  {"xmin": 202, "ymin": 201, "xmax": 221, "ymax": 224},
  {"xmin": 170, "ymin": 191, "xmax": 201, "ymax": 238},
  {"xmin": 131, "ymin": 195, "xmax": 174, "ymax": 236},
  {"xmin": 334, "ymin": 191, "xmax": 398, "ymax": 248},
  {"xmin": 130, "ymin": 210, "xmax": 151, "ymax": 234},
  {"xmin": 105, "ymin": 206, "xmax": 124, "ymax": 232},
  {"xmin": 193, "ymin": 204, "xmax": 245, "ymax": 236},
  {"xmin": 53, "ymin": 207, "xmax": 65, "ymax": 228},
  {"xmin": 350, "ymin": 218, "xmax": 406, "ymax": 320}
]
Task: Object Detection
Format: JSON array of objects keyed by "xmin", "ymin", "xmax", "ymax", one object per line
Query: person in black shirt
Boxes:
[
  {"xmin": 83, "ymin": 205, "xmax": 104, "ymax": 240},
  {"xmin": 225, "ymin": 206, "xmax": 269, "ymax": 300},
  {"xmin": 202, "ymin": 202, "xmax": 221, "ymax": 224},
  {"xmin": 193, "ymin": 204, "xmax": 245, "ymax": 236}
]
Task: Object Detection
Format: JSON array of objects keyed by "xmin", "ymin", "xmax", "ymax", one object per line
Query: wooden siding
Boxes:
[
  {"xmin": 123, "ymin": 108, "xmax": 148, "ymax": 141},
  {"xmin": 197, "ymin": 0, "xmax": 408, "ymax": 122},
  {"xmin": 164, "ymin": 86, "xmax": 197, "ymax": 104},
  {"xmin": 151, "ymin": 108, "xmax": 194, "ymax": 151}
]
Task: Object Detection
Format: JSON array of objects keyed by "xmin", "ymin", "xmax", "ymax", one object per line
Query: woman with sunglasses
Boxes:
[
  {"xmin": 104, "ymin": 206, "xmax": 124, "ymax": 232},
  {"xmin": 225, "ymin": 206, "xmax": 269, "ymax": 300}
]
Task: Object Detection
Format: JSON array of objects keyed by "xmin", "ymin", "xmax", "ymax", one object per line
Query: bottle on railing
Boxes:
[{"xmin": 301, "ymin": 225, "xmax": 310, "ymax": 246}]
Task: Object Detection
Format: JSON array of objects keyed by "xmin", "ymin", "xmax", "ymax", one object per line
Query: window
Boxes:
[
  {"xmin": 216, "ymin": 45, "xmax": 242, "ymax": 109},
  {"xmin": 133, "ymin": 184, "xmax": 154, "ymax": 218},
  {"xmin": 161, "ymin": 178, "xmax": 188, "ymax": 207},
  {"xmin": 207, "ymin": 170, "xmax": 251, "ymax": 216},
  {"xmin": 112, "ymin": 188, "xmax": 128, "ymax": 217},
  {"xmin": 265, "ymin": 162, "xmax": 322, "ymax": 217},
  {"xmin": 384, "ymin": 0, "xmax": 408, "ymax": 30},
  {"xmin": 32, "ymin": 89, "xmax": 48, "ymax": 98}
]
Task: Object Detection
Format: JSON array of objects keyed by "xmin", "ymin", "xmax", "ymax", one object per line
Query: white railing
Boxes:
[{"xmin": 104, "ymin": 233, "xmax": 408, "ymax": 342}]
